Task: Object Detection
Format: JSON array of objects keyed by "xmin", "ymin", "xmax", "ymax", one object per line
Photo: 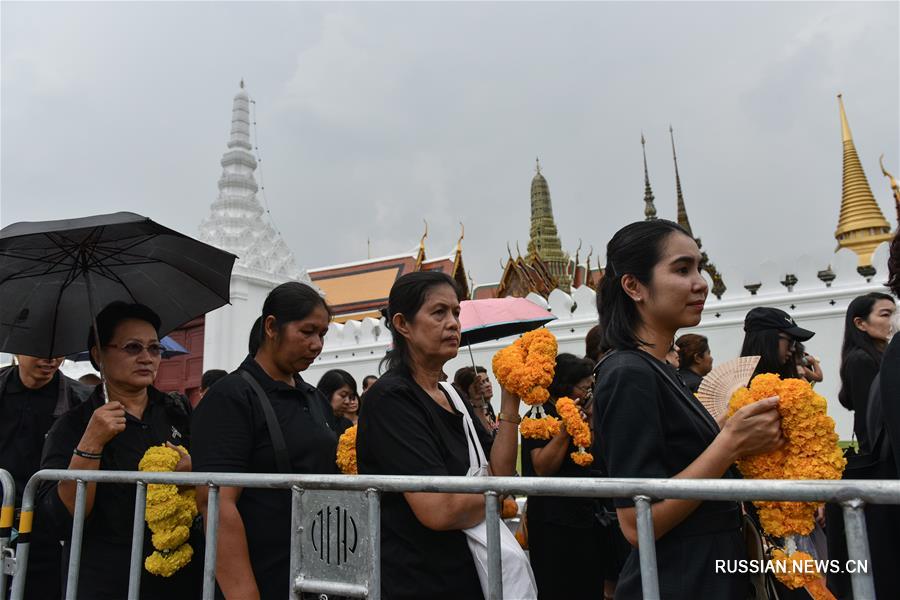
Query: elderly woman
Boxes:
[
  {"xmin": 191, "ymin": 281, "xmax": 337, "ymax": 600},
  {"xmin": 38, "ymin": 302, "xmax": 197, "ymax": 599},
  {"xmin": 357, "ymin": 271, "xmax": 523, "ymax": 600}
]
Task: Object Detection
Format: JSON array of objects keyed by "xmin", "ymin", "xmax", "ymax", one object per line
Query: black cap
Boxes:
[{"xmin": 743, "ymin": 307, "xmax": 815, "ymax": 341}]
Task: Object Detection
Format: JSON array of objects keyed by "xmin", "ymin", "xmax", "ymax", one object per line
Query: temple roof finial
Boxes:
[
  {"xmin": 669, "ymin": 125, "xmax": 693, "ymax": 236},
  {"xmin": 535, "ymin": 156, "xmax": 541, "ymax": 175},
  {"xmin": 880, "ymin": 154, "xmax": 900, "ymax": 226},
  {"xmin": 240, "ymin": 78, "xmax": 244, "ymax": 90},
  {"xmin": 834, "ymin": 94, "xmax": 892, "ymax": 269},
  {"xmin": 641, "ymin": 133, "xmax": 658, "ymax": 221},
  {"xmin": 526, "ymin": 160, "xmax": 571, "ymax": 292}
]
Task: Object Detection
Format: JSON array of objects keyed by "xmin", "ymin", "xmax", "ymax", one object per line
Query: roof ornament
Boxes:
[
  {"xmin": 670, "ymin": 125, "xmax": 693, "ymax": 236},
  {"xmin": 880, "ymin": 154, "xmax": 900, "ymax": 225},
  {"xmin": 455, "ymin": 222, "xmax": 465, "ymax": 253},
  {"xmin": 240, "ymin": 78, "xmax": 244, "ymax": 89},
  {"xmin": 641, "ymin": 133, "xmax": 658, "ymax": 221},
  {"xmin": 535, "ymin": 156, "xmax": 541, "ymax": 175}
]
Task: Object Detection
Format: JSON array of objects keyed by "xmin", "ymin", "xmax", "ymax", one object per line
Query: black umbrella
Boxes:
[{"xmin": 0, "ymin": 212, "xmax": 236, "ymax": 360}]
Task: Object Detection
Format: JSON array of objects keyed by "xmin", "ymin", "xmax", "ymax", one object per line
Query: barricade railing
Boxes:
[
  {"xmin": 7, "ymin": 470, "xmax": 900, "ymax": 600},
  {"xmin": 1, "ymin": 469, "xmax": 15, "ymax": 600}
]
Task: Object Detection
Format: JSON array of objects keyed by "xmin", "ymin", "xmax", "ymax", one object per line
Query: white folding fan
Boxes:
[{"xmin": 695, "ymin": 356, "xmax": 761, "ymax": 422}]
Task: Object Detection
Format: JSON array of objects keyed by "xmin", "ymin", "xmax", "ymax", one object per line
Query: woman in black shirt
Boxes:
[
  {"xmin": 317, "ymin": 368, "xmax": 358, "ymax": 435},
  {"xmin": 837, "ymin": 292, "xmax": 896, "ymax": 452},
  {"xmin": 38, "ymin": 302, "xmax": 198, "ymax": 599},
  {"xmin": 522, "ymin": 353, "xmax": 604, "ymax": 599},
  {"xmin": 357, "ymin": 271, "xmax": 522, "ymax": 600},
  {"xmin": 592, "ymin": 220, "xmax": 785, "ymax": 600},
  {"xmin": 191, "ymin": 282, "xmax": 337, "ymax": 600},
  {"xmin": 675, "ymin": 333, "xmax": 712, "ymax": 394}
]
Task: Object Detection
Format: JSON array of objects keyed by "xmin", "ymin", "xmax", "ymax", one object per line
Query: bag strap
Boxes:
[
  {"xmin": 239, "ymin": 370, "xmax": 292, "ymax": 474},
  {"xmin": 439, "ymin": 381, "xmax": 488, "ymax": 472}
]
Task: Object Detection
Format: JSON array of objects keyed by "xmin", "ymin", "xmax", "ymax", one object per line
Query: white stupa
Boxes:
[{"xmin": 200, "ymin": 81, "xmax": 315, "ymax": 371}]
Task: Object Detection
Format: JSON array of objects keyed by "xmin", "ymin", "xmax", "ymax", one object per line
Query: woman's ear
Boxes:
[
  {"xmin": 392, "ymin": 313, "xmax": 410, "ymax": 338},
  {"xmin": 852, "ymin": 316, "xmax": 867, "ymax": 332},
  {"xmin": 620, "ymin": 274, "xmax": 644, "ymax": 303},
  {"xmin": 90, "ymin": 345, "xmax": 101, "ymax": 366},
  {"xmin": 263, "ymin": 315, "xmax": 279, "ymax": 341}
]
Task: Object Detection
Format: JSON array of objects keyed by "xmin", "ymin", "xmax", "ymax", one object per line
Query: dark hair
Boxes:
[
  {"xmin": 87, "ymin": 302, "xmax": 162, "ymax": 370},
  {"xmin": 584, "ymin": 324, "xmax": 606, "ymax": 362},
  {"xmin": 316, "ymin": 369, "xmax": 358, "ymax": 404},
  {"xmin": 248, "ymin": 317, "xmax": 262, "ymax": 356},
  {"xmin": 453, "ymin": 365, "xmax": 487, "ymax": 392},
  {"xmin": 596, "ymin": 220, "xmax": 693, "ymax": 351},
  {"xmin": 547, "ymin": 353, "xmax": 595, "ymax": 398},
  {"xmin": 201, "ymin": 369, "xmax": 228, "ymax": 391},
  {"xmin": 837, "ymin": 292, "xmax": 895, "ymax": 405},
  {"xmin": 381, "ymin": 271, "xmax": 462, "ymax": 373},
  {"xmin": 740, "ymin": 329, "xmax": 797, "ymax": 379},
  {"xmin": 676, "ymin": 333, "xmax": 709, "ymax": 369},
  {"xmin": 259, "ymin": 282, "xmax": 331, "ymax": 351},
  {"xmin": 888, "ymin": 230, "xmax": 900, "ymax": 297},
  {"xmin": 362, "ymin": 375, "xmax": 378, "ymax": 390}
]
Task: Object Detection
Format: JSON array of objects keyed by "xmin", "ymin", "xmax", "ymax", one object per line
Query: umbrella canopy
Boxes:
[
  {"xmin": 459, "ymin": 296, "xmax": 556, "ymax": 346},
  {"xmin": 0, "ymin": 212, "xmax": 236, "ymax": 358},
  {"xmin": 67, "ymin": 335, "xmax": 189, "ymax": 362}
]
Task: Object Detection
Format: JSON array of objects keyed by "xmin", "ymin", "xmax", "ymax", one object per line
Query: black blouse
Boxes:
[
  {"xmin": 38, "ymin": 386, "xmax": 196, "ymax": 599},
  {"xmin": 677, "ymin": 367, "xmax": 704, "ymax": 394},
  {"xmin": 521, "ymin": 399, "xmax": 598, "ymax": 527},
  {"xmin": 839, "ymin": 348, "xmax": 880, "ymax": 452},
  {"xmin": 357, "ymin": 367, "xmax": 493, "ymax": 600},
  {"xmin": 190, "ymin": 356, "xmax": 338, "ymax": 600}
]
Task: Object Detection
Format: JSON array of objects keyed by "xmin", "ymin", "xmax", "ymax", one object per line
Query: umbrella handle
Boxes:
[{"xmin": 83, "ymin": 270, "xmax": 109, "ymax": 404}]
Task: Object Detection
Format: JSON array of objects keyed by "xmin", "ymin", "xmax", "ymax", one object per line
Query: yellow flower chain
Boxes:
[
  {"xmin": 556, "ymin": 397, "xmax": 594, "ymax": 466},
  {"xmin": 336, "ymin": 425, "xmax": 358, "ymax": 475},
  {"xmin": 769, "ymin": 549, "xmax": 834, "ymax": 600},
  {"xmin": 139, "ymin": 445, "xmax": 197, "ymax": 577},
  {"xmin": 492, "ymin": 329, "xmax": 558, "ymax": 438},
  {"xmin": 728, "ymin": 374, "xmax": 845, "ymax": 596}
]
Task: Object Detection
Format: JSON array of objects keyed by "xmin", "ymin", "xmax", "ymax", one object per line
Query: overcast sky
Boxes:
[{"xmin": 2, "ymin": 1, "xmax": 898, "ymax": 292}]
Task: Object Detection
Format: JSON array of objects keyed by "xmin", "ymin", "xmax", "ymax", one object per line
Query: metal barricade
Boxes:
[
  {"xmin": 1, "ymin": 469, "xmax": 15, "ymax": 600},
  {"xmin": 9, "ymin": 470, "xmax": 900, "ymax": 600}
]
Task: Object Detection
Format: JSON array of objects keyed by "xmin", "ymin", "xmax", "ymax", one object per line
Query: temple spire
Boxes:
[
  {"xmin": 670, "ymin": 125, "xmax": 693, "ymax": 236},
  {"xmin": 641, "ymin": 133, "xmax": 658, "ymax": 221},
  {"xmin": 526, "ymin": 162, "xmax": 572, "ymax": 292},
  {"xmin": 834, "ymin": 94, "xmax": 892, "ymax": 270}
]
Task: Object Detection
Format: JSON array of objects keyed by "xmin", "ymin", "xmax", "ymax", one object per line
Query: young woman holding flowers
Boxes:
[
  {"xmin": 317, "ymin": 368, "xmax": 359, "ymax": 435},
  {"xmin": 838, "ymin": 292, "xmax": 896, "ymax": 452},
  {"xmin": 191, "ymin": 282, "xmax": 337, "ymax": 600},
  {"xmin": 357, "ymin": 271, "xmax": 523, "ymax": 600},
  {"xmin": 521, "ymin": 352, "xmax": 606, "ymax": 599},
  {"xmin": 593, "ymin": 220, "xmax": 785, "ymax": 599},
  {"xmin": 38, "ymin": 302, "xmax": 198, "ymax": 599}
]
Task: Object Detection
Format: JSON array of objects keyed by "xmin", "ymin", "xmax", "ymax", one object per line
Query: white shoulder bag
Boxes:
[{"xmin": 438, "ymin": 382, "xmax": 537, "ymax": 600}]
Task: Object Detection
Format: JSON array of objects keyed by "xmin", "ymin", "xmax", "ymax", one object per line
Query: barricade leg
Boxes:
[
  {"xmin": 127, "ymin": 482, "xmax": 146, "ymax": 600},
  {"xmin": 0, "ymin": 470, "xmax": 15, "ymax": 600},
  {"xmin": 842, "ymin": 499, "xmax": 875, "ymax": 599},
  {"xmin": 366, "ymin": 488, "xmax": 381, "ymax": 600},
  {"xmin": 485, "ymin": 491, "xmax": 502, "ymax": 600},
  {"xmin": 634, "ymin": 495, "xmax": 660, "ymax": 600},
  {"xmin": 201, "ymin": 485, "xmax": 219, "ymax": 600},
  {"xmin": 64, "ymin": 480, "xmax": 87, "ymax": 600},
  {"xmin": 289, "ymin": 487, "xmax": 302, "ymax": 600}
]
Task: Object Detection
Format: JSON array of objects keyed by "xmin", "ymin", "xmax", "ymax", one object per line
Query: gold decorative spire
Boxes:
[
  {"xmin": 670, "ymin": 125, "xmax": 692, "ymax": 236},
  {"xmin": 415, "ymin": 220, "xmax": 428, "ymax": 270},
  {"xmin": 455, "ymin": 222, "xmax": 465, "ymax": 253},
  {"xmin": 834, "ymin": 94, "xmax": 892, "ymax": 268},
  {"xmin": 641, "ymin": 133, "xmax": 658, "ymax": 221},
  {"xmin": 526, "ymin": 162, "xmax": 571, "ymax": 292},
  {"xmin": 880, "ymin": 154, "xmax": 900, "ymax": 226}
]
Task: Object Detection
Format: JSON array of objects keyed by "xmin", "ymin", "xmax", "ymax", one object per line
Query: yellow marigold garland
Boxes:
[
  {"xmin": 501, "ymin": 497, "xmax": 519, "ymax": 519},
  {"xmin": 556, "ymin": 397, "xmax": 594, "ymax": 466},
  {"xmin": 492, "ymin": 329, "xmax": 558, "ymax": 438},
  {"xmin": 336, "ymin": 425, "xmax": 358, "ymax": 475},
  {"xmin": 727, "ymin": 374, "xmax": 844, "ymax": 596},
  {"xmin": 139, "ymin": 445, "xmax": 197, "ymax": 577},
  {"xmin": 769, "ymin": 549, "xmax": 835, "ymax": 600}
]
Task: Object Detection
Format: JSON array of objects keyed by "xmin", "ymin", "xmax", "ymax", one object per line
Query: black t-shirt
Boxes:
[
  {"xmin": 880, "ymin": 336, "xmax": 900, "ymax": 479},
  {"xmin": 677, "ymin": 368, "xmax": 704, "ymax": 394},
  {"xmin": 38, "ymin": 386, "xmax": 195, "ymax": 599},
  {"xmin": 0, "ymin": 370, "xmax": 60, "ymax": 506},
  {"xmin": 357, "ymin": 367, "xmax": 493, "ymax": 600},
  {"xmin": 839, "ymin": 348, "xmax": 880, "ymax": 452},
  {"xmin": 190, "ymin": 356, "xmax": 338, "ymax": 600},
  {"xmin": 593, "ymin": 351, "xmax": 739, "ymax": 522},
  {"xmin": 521, "ymin": 399, "xmax": 598, "ymax": 527}
]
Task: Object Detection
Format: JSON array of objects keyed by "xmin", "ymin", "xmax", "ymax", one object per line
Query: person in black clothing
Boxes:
[
  {"xmin": 199, "ymin": 369, "xmax": 228, "ymax": 400},
  {"xmin": 356, "ymin": 271, "xmax": 523, "ymax": 600},
  {"xmin": 191, "ymin": 282, "xmax": 337, "ymax": 600},
  {"xmin": 37, "ymin": 302, "xmax": 198, "ymax": 599},
  {"xmin": 882, "ymin": 231, "xmax": 900, "ymax": 477},
  {"xmin": 317, "ymin": 368, "xmax": 358, "ymax": 435},
  {"xmin": 522, "ymin": 353, "xmax": 604, "ymax": 599},
  {"xmin": 740, "ymin": 306, "xmax": 815, "ymax": 380},
  {"xmin": 453, "ymin": 366, "xmax": 497, "ymax": 435},
  {"xmin": 675, "ymin": 333, "xmax": 712, "ymax": 393},
  {"xmin": 592, "ymin": 220, "xmax": 785, "ymax": 599},
  {"xmin": 0, "ymin": 355, "xmax": 90, "ymax": 599},
  {"xmin": 837, "ymin": 292, "xmax": 896, "ymax": 452}
]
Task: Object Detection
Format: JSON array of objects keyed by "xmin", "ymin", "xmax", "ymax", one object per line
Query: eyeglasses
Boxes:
[{"xmin": 106, "ymin": 342, "xmax": 163, "ymax": 357}]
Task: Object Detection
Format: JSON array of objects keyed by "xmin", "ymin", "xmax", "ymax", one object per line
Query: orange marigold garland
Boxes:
[
  {"xmin": 556, "ymin": 397, "xmax": 593, "ymax": 466},
  {"xmin": 727, "ymin": 373, "xmax": 844, "ymax": 598},
  {"xmin": 492, "ymin": 329, "xmax": 559, "ymax": 439},
  {"xmin": 336, "ymin": 425, "xmax": 358, "ymax": 475},
  {"xmin": 501, "ymin": 497, "xmax": 519, "ymax": 519}
]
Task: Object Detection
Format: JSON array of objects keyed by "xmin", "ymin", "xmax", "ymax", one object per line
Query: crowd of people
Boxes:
[{"xmin": 1, "ymin": 217, "xmax": 899, "ymax": 599}]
